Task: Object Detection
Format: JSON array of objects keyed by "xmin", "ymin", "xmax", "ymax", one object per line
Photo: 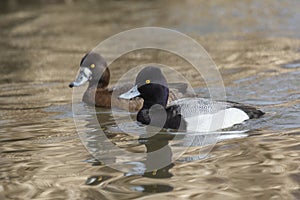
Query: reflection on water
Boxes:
[{"xmin": 1, "ymin": 0, "xmax": 300, "ymax": 199}]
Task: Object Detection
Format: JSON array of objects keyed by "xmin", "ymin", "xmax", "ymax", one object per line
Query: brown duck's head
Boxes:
[{"xmin": 69, "ymin": 52, "xmax": 110, "ymax": 89}]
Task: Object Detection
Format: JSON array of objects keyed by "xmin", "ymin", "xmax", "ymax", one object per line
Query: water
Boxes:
[{"xmin": 1, "ymin": 1, "xmax": 300, "ymax": 199}]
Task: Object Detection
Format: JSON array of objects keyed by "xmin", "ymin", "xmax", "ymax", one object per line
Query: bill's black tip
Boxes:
[{"xmin": 69, "ymin": 83, "xmax": 74, "ymax": 88}]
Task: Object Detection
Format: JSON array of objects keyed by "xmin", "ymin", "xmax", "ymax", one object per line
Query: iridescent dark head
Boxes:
[{"xmin": 119, "ymin": 66, "xmax": 169, "ymax": 108}]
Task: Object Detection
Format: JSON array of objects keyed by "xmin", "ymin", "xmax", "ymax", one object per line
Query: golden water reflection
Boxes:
[{"xmin": 0, "ymin": 1, "xmax": 300, "ymax": 199}]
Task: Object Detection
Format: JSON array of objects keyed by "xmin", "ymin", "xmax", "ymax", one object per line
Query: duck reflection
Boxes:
[
  {"xmin": 81, "ymin": 109, "xmax": 178, "ymax": 192},
  {"xmin": 85, "ymin": 125, "xmax": 176, "ymax": 194},
  {"xmin": 80, "ymin": 105, "xmax": 246, "ymax": 194}
]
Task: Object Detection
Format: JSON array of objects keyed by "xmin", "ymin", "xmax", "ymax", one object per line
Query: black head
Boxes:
[
  {"xmin": 136, "ymin": 66, "xmax": 169, "ymax": 108},
  {"xmin": 119, "ymin": 66, "xmax": 169, "ymax": 108},
  {"xmin": 69, "ymin": 52, "xmax": 110, "ymax": 88}
]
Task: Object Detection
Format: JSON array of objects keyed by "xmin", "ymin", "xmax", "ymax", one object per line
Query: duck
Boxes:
[
  {"xmin": 69, "ymin": 52, "xmax": 189, "ymax": 111},
  {"xmin": 119, "ymin": 66, "xmax": 264, "ymax": 132}
]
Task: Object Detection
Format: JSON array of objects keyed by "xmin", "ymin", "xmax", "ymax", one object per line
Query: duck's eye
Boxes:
[
  {"xmin": 145, "ymin": 79, "xmax": 151, "ymax": 84},
  {"xmin": 90, "ymin": 64, "xmax": 95, "ymax": 69}
]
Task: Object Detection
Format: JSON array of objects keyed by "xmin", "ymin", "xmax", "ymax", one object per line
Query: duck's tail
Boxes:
[{"xmin": 229, "ymin": 101, "xmax": 265, "ymax": 119}]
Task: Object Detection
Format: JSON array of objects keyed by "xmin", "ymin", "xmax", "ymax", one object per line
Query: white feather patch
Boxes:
[{"xmin": 185, "ymin": 108, "xmax": 249, "ymax": 132}]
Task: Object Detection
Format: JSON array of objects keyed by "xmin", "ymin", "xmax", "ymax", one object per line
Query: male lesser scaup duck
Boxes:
[
  {"xmin": 69, "ymin": 52, "xmax": 189, "ymax": 111},
  {"xmin": 119, "ymin": 66, "xmax": 264, "ymax": 132}
]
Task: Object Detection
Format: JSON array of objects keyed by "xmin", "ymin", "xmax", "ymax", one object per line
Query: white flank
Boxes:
[{"xmin": 185, "ymin": 108, "xmax": 249, "ymax": 132}]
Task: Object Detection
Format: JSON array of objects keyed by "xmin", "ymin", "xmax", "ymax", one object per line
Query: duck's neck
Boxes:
[
  {"xmin": 88, "ymin": 67, "xmax": 110, "ymax": 89},
  {"xmin": 88, "ymin": 81, "xmax": 108, "ymax": 89},
  {"xmin": 137, "ymin": 100, "xmax": 168, "ymax": 127},
  {"xmin": 141, "ymin": 100, "xmax": 166, "ymax": 110},
  {"xmin": 138, "ymin": 94, "xmax": 168, "ymax": 125},
  {"xmin": 140, "ymin": 85, "xmax": 169, "ymax": 110}
]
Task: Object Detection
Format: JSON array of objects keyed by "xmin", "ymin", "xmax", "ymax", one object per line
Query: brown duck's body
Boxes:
[{"xmin": 82, "ymin": 85, "xmax": 142, "ymax": 112}]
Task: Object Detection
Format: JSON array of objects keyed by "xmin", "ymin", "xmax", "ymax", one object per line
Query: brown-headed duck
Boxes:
[{"xmin": 69, "ymin": 52, "xmax": 188, "ymax": 112}]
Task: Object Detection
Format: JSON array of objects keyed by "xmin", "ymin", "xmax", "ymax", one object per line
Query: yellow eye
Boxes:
[
  {"xmin": 145, "ymin": 79, "xmax": 151, "ymax": 84},
  {"xmin": 90, "ymin": 64, "xmax": 95, "ymax": 69}
]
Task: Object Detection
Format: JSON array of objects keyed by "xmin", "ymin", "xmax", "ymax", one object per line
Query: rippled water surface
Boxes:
[{"xmin": 1, "ymin": 1, "xmax": 300, "ymax": 199}]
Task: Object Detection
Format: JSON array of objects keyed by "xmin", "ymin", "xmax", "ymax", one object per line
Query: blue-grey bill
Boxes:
[
  {"xmin": 69, "ymin": 67, "xmax": 92, "ymax": 87},
  {"xmin": 119, "ymin": 85, "xmax": 141, "ymax": 99}
]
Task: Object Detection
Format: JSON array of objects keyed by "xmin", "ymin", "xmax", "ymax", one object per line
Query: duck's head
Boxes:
[
  {"xmin": 119, "ymin": 66, "xmax": 169, "ymax": 108},
  {"xmin": 69, "ymin": 52, "xmax": 110, "ymax": 88}
]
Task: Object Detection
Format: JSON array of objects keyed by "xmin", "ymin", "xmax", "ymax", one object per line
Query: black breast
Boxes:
[
  {"xmin": 165, "ymin": 105, "xmax": 187, "ymax": 130},
  {"xmin": 137, "ymin": 109, "xmax": 151, "ymax": 125},
  {"xmin": 137, "ymin": 105, "xmax": 187, "ymax": 131}
]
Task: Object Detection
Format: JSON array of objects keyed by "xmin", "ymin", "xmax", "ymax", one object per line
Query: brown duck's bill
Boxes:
[
  {"xmin": 69, "ymin": 67, "xmax": 92, "ymax": 88},
  {"xmin": 118, "ymin": 85, "xmax": 141, "ymax": 100}
]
